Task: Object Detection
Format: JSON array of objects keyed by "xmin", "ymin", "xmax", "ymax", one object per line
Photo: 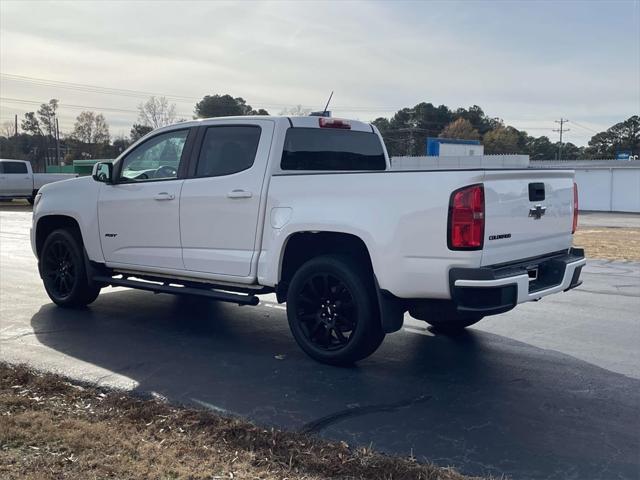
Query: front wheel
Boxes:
[
  {"xmin": 286, "ymin": 255, "xmax": 384, "ymax": 366},
  {"xmin": 40, "ymin": 229, "xmax": 101, "ymax": 307}
]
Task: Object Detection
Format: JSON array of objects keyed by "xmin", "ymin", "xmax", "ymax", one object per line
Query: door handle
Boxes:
[
  {"xmin": 227, "ymin": 189, "xmax": 252, "ymax": 199},
  {"xmin": 153, "ymin": 192, "xmax": 175, "ymax": 201}
]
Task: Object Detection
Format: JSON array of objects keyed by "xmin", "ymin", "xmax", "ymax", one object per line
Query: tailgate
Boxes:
[{"xmin": 481, "ymin": 169, "xmax": 574, "ymax": 266}]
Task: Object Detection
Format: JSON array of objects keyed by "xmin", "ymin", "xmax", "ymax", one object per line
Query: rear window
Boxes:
[
  {"xmin": 1, "ymin": 161, "xmax": 28, "ymax": 174},
  {"xmin": 281, "ymin": 128, "xmax": 386, "ymax": 171},
  {"xmin": 195, "ymin": 126, "xmax": 261, "ymax": 177}
]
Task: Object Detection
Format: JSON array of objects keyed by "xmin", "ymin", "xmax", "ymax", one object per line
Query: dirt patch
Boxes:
[
  {"xmin": 0, "ymin": 363, "xmax": 488, "ymax": 480},
  {"xmin": 574, "ymin": 227, "xmax": 640, "ymax": 261}
]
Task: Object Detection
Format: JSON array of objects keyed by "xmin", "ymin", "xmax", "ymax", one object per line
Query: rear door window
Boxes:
[
  {"xmin": 195, "ymin": 126, "xmax": 261, "ymax": 177},
  {"xmin": 2, "ymin": 161, "xmax": 28, "ymax": 174},
  {"xmin": 281, "ymin": 128, "xmax": 386, "ymax": 171}
]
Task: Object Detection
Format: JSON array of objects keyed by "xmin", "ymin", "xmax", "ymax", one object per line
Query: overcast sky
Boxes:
[{"xmin": 1, "ymin": 0, "xmax": 638, "ymax": 145}]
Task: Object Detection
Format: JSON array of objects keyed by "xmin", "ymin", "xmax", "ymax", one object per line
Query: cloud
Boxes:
[{"xmin": 1, "ymin": 0, "xmax": 637, "ymax": 145}]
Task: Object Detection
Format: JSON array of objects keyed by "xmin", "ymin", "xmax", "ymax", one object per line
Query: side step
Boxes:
[{"xmin": 93, "ymin": 275, "xmax": 260, "ymax": 306}]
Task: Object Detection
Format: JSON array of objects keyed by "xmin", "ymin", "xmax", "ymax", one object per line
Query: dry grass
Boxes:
[
  {"xmin": 574, "ymin": 227, "xmax": 640, "ymax": 261},
  {"xmin": 0, "ymin": 363, "xmax": 488, "ymax": 480}
]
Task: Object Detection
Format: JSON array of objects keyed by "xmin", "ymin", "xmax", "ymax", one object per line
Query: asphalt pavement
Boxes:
[{"xmin": 1, "ymin": 203, "xmax": 639, "ymax": 480}]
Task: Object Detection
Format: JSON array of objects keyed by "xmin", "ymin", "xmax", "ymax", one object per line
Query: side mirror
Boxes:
[{"xmin": 92, "ymin": 162, "xmax": 113, "ymax": 183}]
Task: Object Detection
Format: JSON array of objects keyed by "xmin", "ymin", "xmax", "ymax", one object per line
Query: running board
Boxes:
[{"xmin": 93, "ymin": 275, "xmax": 260, "ymax": 306}]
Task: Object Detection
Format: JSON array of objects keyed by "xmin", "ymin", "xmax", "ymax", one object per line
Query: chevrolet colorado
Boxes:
[{"xmin": 31, "ymin": 116, "xmax": 585, "ymax": 365}]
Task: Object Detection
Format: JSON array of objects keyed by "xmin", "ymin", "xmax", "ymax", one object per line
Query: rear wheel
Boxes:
[
  {"xmin": 40, "ymin": 229, "xmax": 100, "ymax": 307},
  {"xmin": 286, "ymin": 255, "xmax": 384, "ymax": 366}
]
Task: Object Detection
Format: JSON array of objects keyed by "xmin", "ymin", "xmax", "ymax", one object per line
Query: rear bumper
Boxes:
[{"xmin": 449, "ymin": 248, "xmax": 586, "ymax": 316}]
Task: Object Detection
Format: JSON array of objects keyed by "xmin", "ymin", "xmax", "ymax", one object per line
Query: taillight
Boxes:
[
  {"xmin": 448, "ymin": 184, "xmax": 485, "ymax": 250},
  {"xmin": 319, "ymin": 117, "xmax": 351, "ymax": 129},
  {"xmin": 572, "ymin": 182, "xmax": 579, "ymax": 234}
]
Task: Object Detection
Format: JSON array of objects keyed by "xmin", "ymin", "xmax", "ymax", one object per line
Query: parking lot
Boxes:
[{"xmin": 1, "ymin": 203, "xmax": 639, "ymax": 480}]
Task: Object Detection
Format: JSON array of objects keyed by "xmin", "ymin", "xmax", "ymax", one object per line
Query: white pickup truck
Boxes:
[
  {"xmin": 31, "ymin": 116, "xmax": 585, "ymax": 365},
  {"xmin": 0, "ymin": 159, "xmax": 77, "ymax": 203}
]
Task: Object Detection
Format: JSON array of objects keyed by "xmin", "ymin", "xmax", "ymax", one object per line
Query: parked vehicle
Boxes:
[
  {"xmin": 0, "ymin": 159, "xmax": 77, "ymax": 203},
  {"xmin": 30, "ymin": 116, "xmax": 585, "ymax": 365}
]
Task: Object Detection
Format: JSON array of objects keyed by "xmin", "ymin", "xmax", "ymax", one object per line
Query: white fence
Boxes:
[
  {"xmin": 391, "ymin": 156, "xmax": 640, "ymax": 213},
  {"xmin": 391, "ymin": 154, "xmax": 529, "ymax": 169},
  {"xmin": 532, "ymin": 160, "xmax": 640, "ymax": 213}
]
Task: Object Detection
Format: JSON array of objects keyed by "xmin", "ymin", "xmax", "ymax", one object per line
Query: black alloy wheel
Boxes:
[
  {"xmin": 40, "ymin": 229, "xmax": 101, "ymax": 307},
  {"xmin": 42, "ymin": 238, "xmax": 77, "ymax": 299},
  {"xmin": 286, "ymin": 255, "xmax": 385, "ymax": 365},
  {"xmin": 295, "ymin": 273, "xmax": 357, "ymax": 351}
]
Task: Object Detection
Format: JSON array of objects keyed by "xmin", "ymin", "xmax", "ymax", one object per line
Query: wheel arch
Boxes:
[
  {"xmin": 278, "ymin": 231, "xmax": 374, "ymax": 296},
  {"xmin": 276, "ymin": 230, "xmax": 405, "ymax": 333},
  {"xmin": 35, "ymin": 215, "xmax": 84, "ymax": 258}
]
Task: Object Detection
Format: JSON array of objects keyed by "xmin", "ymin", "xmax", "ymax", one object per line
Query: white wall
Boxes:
[
  {"xmin": 392, "ymin": 157, "xmax": 640, "ymax": 213},
  {"xmin": 391, "ymin": 154, "xmax": 529, "ymax": 169},
  {"xmin": 575, "ymin": 168, "xmax": 640, "ymax": 213},
  {"xmin": 439, "ymin": 143, "xmax": 484, "ymax": 156}
]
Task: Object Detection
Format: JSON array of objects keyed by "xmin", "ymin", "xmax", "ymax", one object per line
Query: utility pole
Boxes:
[
  {"xmin": 14, "ymin": 114, "xmax": 18, "ymax": 138},
  {"xmin": 553, "ymin": 118, "xmax": 570, "ymax": 160},
  {"xmin": 55, "ymin": 117, "xmax": 61, "ymax": 166}
]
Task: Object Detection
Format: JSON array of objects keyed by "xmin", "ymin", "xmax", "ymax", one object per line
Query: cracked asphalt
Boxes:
[{"xmin": 1, "ymin": 204, "xmax": 639, "ymax": 479}]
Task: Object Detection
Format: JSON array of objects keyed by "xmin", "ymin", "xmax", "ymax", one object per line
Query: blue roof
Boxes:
[{"xmin": 427, "ymin": 137, "xmax": 481, "ymax": 145}]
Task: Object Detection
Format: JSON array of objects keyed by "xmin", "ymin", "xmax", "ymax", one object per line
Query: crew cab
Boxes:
[
  {"xmin": 31, "ymin": 116, "xmax": 585, "ymax": 365},
  {"xmin": 0, "ymin": 159, "xmax": 77, "ymax": 203}
]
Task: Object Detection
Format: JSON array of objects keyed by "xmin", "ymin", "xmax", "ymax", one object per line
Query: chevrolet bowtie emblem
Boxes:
[{"xmin": 529, "ymin": 205, "xmax": 546, "ymax": 220}]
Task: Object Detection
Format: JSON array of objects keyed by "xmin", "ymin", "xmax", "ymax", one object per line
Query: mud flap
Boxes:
[{"xmin": 374, "ymin": 276, "xmax": 406, "ymax": 333}]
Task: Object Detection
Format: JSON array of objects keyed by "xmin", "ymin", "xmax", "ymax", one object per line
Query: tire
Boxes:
[
  {"xmin": 39, "ymin": 229, "xmax": 101, "ymax": 307},
  {"xmin": 286, "ymin": 254, "xmax": 384, "ymax": 366},
  {"xmin": 426, "ymin": 314, "xmax": 483, "ymax": 334}
]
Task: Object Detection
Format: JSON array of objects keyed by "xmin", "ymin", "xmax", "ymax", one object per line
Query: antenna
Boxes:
[{"xmin": 322, "ymin": 91, "xmax": 334, "ymax": 117}]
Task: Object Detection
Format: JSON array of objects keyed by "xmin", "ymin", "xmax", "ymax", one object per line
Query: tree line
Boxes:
[
  {"xmin": 372, "ymin": 105, "xmax": 639, "ymax": 160},
  {"xmin": 1, "ymin": 94, "xmax": 637, "ymax": 172}
]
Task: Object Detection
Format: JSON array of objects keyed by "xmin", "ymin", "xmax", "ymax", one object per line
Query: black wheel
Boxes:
[
  {"xmin": 286, "ymin": 255, "xmax": 384, "ymax": 366},
  {"xmin": 40, "ymin": 229, "xmax": 100, "ymax": 307},
  {"xmin": 426, "ymin": 315, "xmax": 483, "ymax": 334}
]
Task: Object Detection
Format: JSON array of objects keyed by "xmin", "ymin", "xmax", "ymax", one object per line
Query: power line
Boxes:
[
  {"xmin": 569, "ymin": 120, "xmax": 600, "ymax": 134},
  {"xmin": 0, "ymin": 96, "xmax": 192, "ymax": 117},
  {"xmin": 1, "ymin": 73, "xmax": 199, "ymax": 103},
  {"xmin": 0, "ymin": 72, "xmax": 405, "ymax": 112}
]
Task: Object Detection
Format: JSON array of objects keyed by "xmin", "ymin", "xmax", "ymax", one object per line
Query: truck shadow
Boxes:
[{"xmin": 30, "ymin": 289, "xmax": 639, "ymax": 480}]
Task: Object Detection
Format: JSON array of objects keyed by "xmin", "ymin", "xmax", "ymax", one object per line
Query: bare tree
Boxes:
[
  {"xmin": 93, "ymin": 113, "xmax": 110, "ymax": 144},
  {"xmin": 138, "ymin": 96, "xmax": 177, "ymax": 129},
  {"xmin": 72, "ymin": 111, "xmax": 110, "ymax": 144},
  {"xmin": 1, "ymin": 121, "xmax": 16, "ymax": 138},
  {"xmin": 279, "ymin": 104, "xmax": 311, "ymax": 116}
]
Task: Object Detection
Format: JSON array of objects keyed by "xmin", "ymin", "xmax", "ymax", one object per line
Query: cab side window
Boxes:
[
  {"xmin": 119, "ymin": 130, "xmax": 189, "ymax": 182},
  {"xmin": 2, "ymin": 161, "xmax": 28, "ymax": 174},
  {"xmin": 195, "ymin": 126, "xmax": 261, "ymax": 177}
]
